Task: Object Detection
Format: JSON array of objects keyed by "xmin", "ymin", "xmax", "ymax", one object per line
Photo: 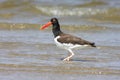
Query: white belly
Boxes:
[{"xmin": 54, "ymin": 36, "xmax": 88, "ymax": 50}]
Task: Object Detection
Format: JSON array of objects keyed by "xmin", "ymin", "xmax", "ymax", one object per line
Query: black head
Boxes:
[
  {"xmin": 50, "ymin": 18, "xmax": 62, "ymax": 37},
  {"xmin": 50, "ymin": 18, "xmax": 59, "ymax": 25},
  {"xmin": 40, "ymin": 17, "xmax": 62, "ymax": 37},
  {"xmin": 40, "ymin": 17, "xmax": 60, "ymax": 31},
  {"xmin": 50, "ymin": 18, "xmax": 60, "ymax": 30}
]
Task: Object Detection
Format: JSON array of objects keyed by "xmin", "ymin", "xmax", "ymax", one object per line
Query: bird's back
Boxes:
[{"xmin": 57, "ymin": 33, "xmax": 96, "ymax": 47}]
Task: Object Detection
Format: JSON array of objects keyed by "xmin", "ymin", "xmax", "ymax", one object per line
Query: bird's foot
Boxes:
[{"xmin": 63, "ymin": 58, "xmax": 70, "ymax": 61}]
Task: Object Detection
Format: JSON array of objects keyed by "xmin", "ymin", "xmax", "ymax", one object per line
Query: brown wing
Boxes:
[{"xmin": 57, "ymin": 33, "xmax": 96, "ymax": 47}]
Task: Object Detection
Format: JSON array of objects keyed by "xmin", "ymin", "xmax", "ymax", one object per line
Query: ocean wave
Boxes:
[{"xmin": 36, "ymin": 6, "xmax": 107, "ymax": 16}]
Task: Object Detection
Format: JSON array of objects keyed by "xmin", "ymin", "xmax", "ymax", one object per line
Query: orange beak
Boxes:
[{"xmin": 40, "ymin": 21, "xmax": 52, "ymax": 30}]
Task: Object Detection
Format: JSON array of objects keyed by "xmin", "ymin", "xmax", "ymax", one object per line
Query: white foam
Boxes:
[{"xmin": 36, "ymin": 6, "xmax": 106, "ymax": 16}]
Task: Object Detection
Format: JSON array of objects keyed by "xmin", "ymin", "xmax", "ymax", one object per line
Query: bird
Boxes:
[{"xmin": 40, "ymin": 18, "xmax": 96, "ymax": 61}]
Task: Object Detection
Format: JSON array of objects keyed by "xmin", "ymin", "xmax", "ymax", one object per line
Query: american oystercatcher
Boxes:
[{"xmin": 40, "ymin": 18, "xmax": 96, "ymax": 61}]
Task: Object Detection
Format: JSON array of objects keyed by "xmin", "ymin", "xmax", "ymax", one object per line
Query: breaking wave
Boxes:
[{"xmin": 36, "ymin": 6, "xmax": 107, "ymax": 16}]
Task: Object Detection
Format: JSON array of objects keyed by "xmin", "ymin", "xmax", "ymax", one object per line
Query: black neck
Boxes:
[{"xmin": 52, "ymin": 23, "xmax": 63, "ymax": 37}]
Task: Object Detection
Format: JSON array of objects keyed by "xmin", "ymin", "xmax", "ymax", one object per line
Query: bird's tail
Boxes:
[{"xmin": 90, "ymin": 42, "xmax": 96, "ymax": 47}]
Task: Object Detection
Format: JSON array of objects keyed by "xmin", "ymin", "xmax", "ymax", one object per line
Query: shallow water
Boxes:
[{"xmin": 0, "ymin": 0, "xmax": 120, "ymax": 80}]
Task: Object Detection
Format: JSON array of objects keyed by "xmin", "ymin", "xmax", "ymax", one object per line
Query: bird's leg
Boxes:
[{"xmin": 63, "ymin": 49, "xmax": 74, "ymax": 61}]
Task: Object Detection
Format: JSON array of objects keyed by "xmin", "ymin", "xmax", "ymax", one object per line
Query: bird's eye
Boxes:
[{"xmin": 53, "ymin": 19, "xmax": 56, "ymax": 22}]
